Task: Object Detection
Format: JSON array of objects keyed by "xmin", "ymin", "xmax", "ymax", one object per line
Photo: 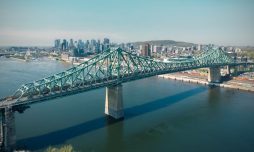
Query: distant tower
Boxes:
[
  {"xmin": 54, "ymin": 39, "xmax": 61, "ymax": 49},
  {"xmin": 85, "ymin": 40, "xmax": 90, "ymax": 49},
  {"xmin": 77, "ymin": 40, "xmax": 84, "ymax": 49},
  {"xmin": 69, "ymin": 39, "xmax": 74, "ymax": 49},
  {"xmin": 140, "ymin": 43, "xmax": 151, "ymax": 57},
  {"xmin": 90, "ymin": 39, "xmax": 97, "ymax": 52},
  {"xmin": 197, "ymin": 44, "xmax": 201, "ymax": 51},
  {"xmin": 103, "ymin": 38, "xmax": 110, "ymax": 45},
  {"xmin": 61, "ymin": 39, "xmax": 67, "ymax": 51},
  {"xmin": 96, "ymin": 39, "xmax": 101, "ymax": 53},
  {"xmin": 103, "ymin": 38, "xmax": 110, "ymax": 50}
]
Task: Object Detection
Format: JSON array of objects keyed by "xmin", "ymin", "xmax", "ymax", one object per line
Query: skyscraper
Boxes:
[
  {"xmin": 61, "ymin": 39, "xmax": 67, "ymax": 51},
  {"xmin": 103, "ymin": 38, "xmax": 110, "ymax": 50},
  {"xmin": 69, "ymin": 39, "xmax": 74, "ymax": 49},
  {"xmin": 54, "ymin": 39, "xmax": 61, "ymax": 49},
  {"xmin": 85, "ymin": 40, "xmax": 90, "ymax": 49},
  {"xmin": 91, "ymin": 39, "xmax": 97, "ymax": 46},
  {"xmin": 96, "ymin": 39, "xmax": 101, "ymax": 53},
  {"xmin": 103, "ymin": 38, "xmax": 110, "ymax": 44},
  {"xmin": 140, "ymin": 43, "xmax": 151, "ymax": 57},
  {"xmin": 77, "ymin": 40, "xmax": 84, "ymax": 49}
]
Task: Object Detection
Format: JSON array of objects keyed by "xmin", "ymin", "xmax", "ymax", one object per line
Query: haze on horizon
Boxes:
[{"xmin": 0, "ymin": 0, "xmax": 254, "ymax": 46}]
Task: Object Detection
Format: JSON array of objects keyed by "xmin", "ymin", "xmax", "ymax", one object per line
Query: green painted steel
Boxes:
[{"xmin": 0, "ymin": 47, "xmax": 253, "ymax": 108}]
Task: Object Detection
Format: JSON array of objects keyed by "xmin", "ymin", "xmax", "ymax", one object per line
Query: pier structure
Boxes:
[
  {"xmin": 105, "ymin": 85, "xmax": 124, "ymax": 119},
  {"xmin": 208, "ymin": 67, "xmax": 221, "ymax": 83},
  {"xmin": 1, "ymin": 47, "xmax": 254, "ymax": 151},
  {"xmin": 0, "ymin": 107, "xmax": 16, "ymax": 152}
]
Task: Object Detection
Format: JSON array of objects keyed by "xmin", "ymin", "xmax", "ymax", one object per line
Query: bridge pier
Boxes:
[
  {"xmin": 105, "ymin": 85, "xmax": 124, "ymax": 119},
  {"xmin": 232, "ymin": 65, "xmax": 246, "ymax": 76},
  {"xmin": 231, "ymin": 66, "xmax": 238, "ymax": 76},
  {"xmin": 250, "ymin": 65, "xmax": 254, "ymax": 72},
  {"xmin": 208, "ymin": 67, "xmax": 221, "ymax": 83},
  {"xmin": 226, "ymin": 65, "xmax": 231, "ymax": 75},
  {"xmin": 0, "ymin": 107, "xmax": 16, "ymax": 152},
  {"xmin": 238, "ymin": 65, "xmax": 243, "ymax": 72}
]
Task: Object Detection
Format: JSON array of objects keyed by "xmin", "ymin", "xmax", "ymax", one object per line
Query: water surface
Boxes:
[{"xmin": 0, "ymin": 57, "xmax": 254, "ymax": 152}]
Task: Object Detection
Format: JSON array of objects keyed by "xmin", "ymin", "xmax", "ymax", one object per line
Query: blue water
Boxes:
[{"xmin": 0, "ymin": 57, "xmax": 254, "ymax": 152}]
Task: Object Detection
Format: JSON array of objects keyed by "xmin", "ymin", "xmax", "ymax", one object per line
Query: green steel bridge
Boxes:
[
  {"xmin": 0, "ymin": 47, "xmax": 253, "ymax": 109},
  {"xmin": 1, "ymin": 47, "xmax": 254, "ymax": 151}
]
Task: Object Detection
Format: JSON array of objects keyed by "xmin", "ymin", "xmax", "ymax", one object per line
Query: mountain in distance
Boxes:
[
  {"xmin": 238, "ymin": 46, "xmax": 254, "ymax": 51},
  {"xmin": 133, "ymin": 40, "xmax": 196, "ymax": 47}
]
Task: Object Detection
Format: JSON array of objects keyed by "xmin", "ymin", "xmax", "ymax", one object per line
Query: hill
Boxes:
[{"xmin": 133, "ymin": 40, "xmax": 196, "ymax": 47}]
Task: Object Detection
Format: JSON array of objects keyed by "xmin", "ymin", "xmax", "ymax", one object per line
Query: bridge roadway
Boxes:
[
  {"xmin": 0, "ymin": 47, "xmax": 254, "ymax": 151},
  {"xmin": 0, "ymin": 48, "xmax": 253, "ymax": 109}
]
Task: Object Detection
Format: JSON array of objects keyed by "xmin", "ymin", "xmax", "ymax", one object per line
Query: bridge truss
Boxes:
[{"xmin": 0, "ymin": 48, "xmax": 250, "ymax": 108}]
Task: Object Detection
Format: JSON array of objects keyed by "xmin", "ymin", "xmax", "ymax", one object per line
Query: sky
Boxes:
[{"xmin": 0, "ymin": 0, "xmax": 254, "ymax": 46}]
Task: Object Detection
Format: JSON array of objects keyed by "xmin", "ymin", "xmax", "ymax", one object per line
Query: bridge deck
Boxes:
[{"xmin": 0, "ymin": 48, "xmax": 253, "ymax": 109}]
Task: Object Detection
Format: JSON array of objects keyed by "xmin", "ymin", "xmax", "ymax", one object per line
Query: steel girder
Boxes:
[{"xmin": 0, "ymin": 47, "xmax": 252, "ymax": 107}]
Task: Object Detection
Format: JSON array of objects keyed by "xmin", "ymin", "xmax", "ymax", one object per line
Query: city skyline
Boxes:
[{"xmin": 0, "ymin": 0, "xmax": 254, "ymax": 46}]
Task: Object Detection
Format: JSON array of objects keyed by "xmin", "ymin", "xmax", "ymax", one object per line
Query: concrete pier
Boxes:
[
  {"xmin": 226, "ymin": 65, "xmax": 231, "ymax": 75},
  {"xmin": 208, "ymin": 67, "xmax": 221, "ymax": 83},
  {"xmin": 0, "ymin": 107, "xmax": 16, "ymax": 152},
  {"xmin": 231, "ymin": 66, "xmax": 238, "ymax": 76},
  {"xmin": 105, "ymin": 85, "xmax": 124, "ymax": 119}
]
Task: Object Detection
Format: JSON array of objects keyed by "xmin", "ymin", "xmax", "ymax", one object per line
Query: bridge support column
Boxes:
[
  {"xmin": 250, "ymin": 65, "xmax": 254, "ymax": 72},
  {"xmin": 208, "ymin": 67, "xmax": 221, "ymax": 83},
  {"xmin": 226, "ymin": 65, "xmax": 231, "ymax": 75},
  {"xmin": 105, "ymin": 85, "xmax": 124, "ymax": 119},
  {"xmin": 0, "ymin": 107, "xmax": 16, "ymax": 152},
  {"xmin": 231, "ymin": 66, "xmax": 238, "ymax": 76}
]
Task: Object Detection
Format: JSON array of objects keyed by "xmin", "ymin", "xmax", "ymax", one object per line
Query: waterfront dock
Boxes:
[{"xmin": 158, "ymin": 74, "xmax": 254, "ymax": 92}]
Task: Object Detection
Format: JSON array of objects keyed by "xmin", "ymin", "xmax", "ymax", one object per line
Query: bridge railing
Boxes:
[{"xmin": 0, "ymin": 47, "xmax": 252, "ymax": 107}]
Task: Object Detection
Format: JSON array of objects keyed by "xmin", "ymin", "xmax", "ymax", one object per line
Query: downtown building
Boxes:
[{"xmin": 139, "ymin": 43, "xmax": 151, "ymax": 57}]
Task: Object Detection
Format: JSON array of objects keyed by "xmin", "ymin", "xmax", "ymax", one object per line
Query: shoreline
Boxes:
[
  {"xmin": 9, "ymin": 57, "xmax": 27, "ymax": 61},
  {"xmin": 158, "ymin": 74, "xmax": 254, "ymax": 92}
]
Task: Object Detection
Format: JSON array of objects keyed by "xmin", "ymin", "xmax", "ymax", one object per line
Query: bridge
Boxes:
[{"xmin": 0, "ymin": 47, "xmax": 253, "ymax": 151}]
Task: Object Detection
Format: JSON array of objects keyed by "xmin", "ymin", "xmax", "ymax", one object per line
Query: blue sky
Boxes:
[{"xmin": 0, "ymin": 0, "xmax": 254, "ymax": 46}]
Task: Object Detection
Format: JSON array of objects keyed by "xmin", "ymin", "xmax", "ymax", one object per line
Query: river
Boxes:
[{"xmin": 0, "ymin": 57, "xmax": 254, "ymax": 152}]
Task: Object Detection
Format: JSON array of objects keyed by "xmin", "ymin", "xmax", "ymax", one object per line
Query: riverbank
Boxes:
[
  {"xmin": 158, "ymin": 73, "xmax": 254, "ymax": 92},
  {"xmin": 10, "ymin": 56, "xmax": 27, "ymax": 61}
]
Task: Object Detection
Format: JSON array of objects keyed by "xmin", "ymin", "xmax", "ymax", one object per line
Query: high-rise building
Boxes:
[
  {"xmin": 85, "ymin": 40, "xmax": 90, "ymax": 49},
  {"xmin": 154, "ymin": 45, "xmax": 163, "ymax": 53},
  {"xmin": 126, "ymin": 43, "xmax": 131, "ymax": 51},
  {"xmin": 197, "ymin": 44, "xmax": 202, "ymax": 51},
  {"xmin": 77, "ymin": 40, "xmax": 84, "ymax": 49},
  {"xmin": 150, "ymin": 44, "xmax": 154, "ymax": 53},
  {"xmin": 61, "ymin": 39, "xmax": 68, "ymax": 51},
  {"xmin": 100, "ymin": 44, "xmax": 104, "ymax": 52},
  {"xmin": 103, "ymin": 38, "xmax": 110, "ymax": 50},
  {"xmin": 140, "ymin": 43, "xmax": 151, "ymax": 57},
  {"xmin": 91, "ymin": 39, "xmax": 97, "ymax": 46},
  {"xmin": 103, "ymin": 38, "xmax": 110, "ymax": 44},
  {"xmin": 69, "ymin": 39, "xmax": 74, "ymax": 49},
  {"xmin": 54, "ymin": 39, "xmax": 61, "ymax": 49},
  {"xmin": 74, "ymin": 41, "xmax": 78, "ymax": 48},
  {"xmin": 95, "ymin": 39, "xmax": 101, "ymax": 53}
]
